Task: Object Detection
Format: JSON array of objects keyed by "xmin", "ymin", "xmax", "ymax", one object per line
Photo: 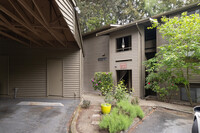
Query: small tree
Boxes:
[{"xmin": 146, "ymin": 12, "xmax": 200, "ymax": 105}]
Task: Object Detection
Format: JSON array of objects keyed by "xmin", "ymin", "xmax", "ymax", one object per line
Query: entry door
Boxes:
[
  {"xmin": 47, "ymin": 59, "xmax": 63, "ymax": 96},
  {"xmin": 0, "ymin": 56, "xmax": 8, "ymax": 95}
]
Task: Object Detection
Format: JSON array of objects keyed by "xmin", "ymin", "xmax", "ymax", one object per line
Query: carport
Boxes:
[{"xmin": 0, "ymin": 0, "xmax": 83, "ymax": 98}]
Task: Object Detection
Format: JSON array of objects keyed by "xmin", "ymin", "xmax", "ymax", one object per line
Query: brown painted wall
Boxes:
[
  {"xmin": 83, "ymin": 35, "xmax": 109, "ymax": 93},
  {"xmin": 109, "ymin": 27, "xmax": 143, "ymax": 97},
  {"xmin": 0, "ymin": 39, "xmax": 81, "ymax": 98}
]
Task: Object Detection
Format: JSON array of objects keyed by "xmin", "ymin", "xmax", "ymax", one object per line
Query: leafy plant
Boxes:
[
  {"xmin": 113, "ymin": 81, "xmax": 129, "ymax": 102},
  {"xmin": 81, "ymin": 100, "xmax": 91, "ymax": 108},
  {"xmin": 131, "ymin": 97, "xmax": 139, "ymax": 105},
  {"xmin": 91, "ymin": 72, "xmax": 114, "ymax": 95},
  {"xmin": 104, "ymin": 91, "xmax": 115, "ymax": 105},
  {"xmin": 146, "ymin": 12, "xmax": 200, "ymax": 105},
  {"xmin": 104, "ymin": 81, "xmax": 130, "ymax": 105},
  {"xmin": 99, "ymin": 100, "xmax": 144, "ymax": 133},
  {"xmin": 144, "ymin": 58, "xmax": 179, "ymax": 102}
]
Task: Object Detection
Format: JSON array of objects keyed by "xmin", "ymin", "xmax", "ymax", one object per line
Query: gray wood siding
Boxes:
[
  {"xmin": 56, "ymin": 0, "xmax": 75, "ymax": 34},
  {"xmin": 9, "ymin": 56, "xmax": 46, "ymax": 97},
  {"xmin": 0, "ymin": 40, "xmax": 80, "ymax": 98},
  {"xmin": 83, "ymin": 36, "xmax": 109, "ymax": 93},
  {"xmin": 63, "ymin": 50, "xmax": 80, "ymax": 97},
  {"xmin": 109, "ymin": 27, "xmax": 141, "ymax": 97}
]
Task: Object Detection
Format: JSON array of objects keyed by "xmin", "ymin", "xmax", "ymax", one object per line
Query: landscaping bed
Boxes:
[{"xmin": 76, "ymin": 105, "xmax": 154, "ymax": 133}]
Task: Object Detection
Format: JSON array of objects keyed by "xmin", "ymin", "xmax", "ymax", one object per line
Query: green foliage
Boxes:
[
  {"xmin": 113, "ymin": 81, "xmax": 129, "ymax": 102},
  {"xmin": 99, "ymin": 100, "xmax": 144, "ymax": 133},
  {"xmin": 104, "ymin": 91, "xmax": 115, "ymax": 105},
  {"xmin": 144, "ymin": 0, "xmax": 199, "ymax": 16},
  {"xmin": 76, "ymin": 0, "xmax": 199, "ymax": 33},
  {"xmin": 131, "ymin": 97, "xmax": 139, "ymax": 105},
  {"xmin": 104, "ymin": 81, "xmax": 130, "ymax": 105},
  {"xmin": 144, "ymin": 58, "xmax": 179, "ymax": 102},
  {"xmin": 81, "ymin": 100, "xmax": 90, "ymax": 108},
  {"xmin": 146, "ymin": 12, "xmax": 200, "ymax": 105},
  {"xmin": 134, "ymin": 105, "xmax": 145, "ymax": 119},
  {"xmin": 91, "ymin": 72, "xmax": 113, "ymax": 95}
]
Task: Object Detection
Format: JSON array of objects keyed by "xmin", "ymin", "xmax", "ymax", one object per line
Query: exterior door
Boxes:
[
  {"xmin": 0, "ymin": 56, "xmax": 8, "ymax": 95},
  {"xmin": 47, "ymin": 59, "xmax": 63, "ymax": 96}
]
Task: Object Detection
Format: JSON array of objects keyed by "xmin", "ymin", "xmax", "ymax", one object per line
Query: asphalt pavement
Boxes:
[
  {"xmin": 131, "ymin": 108, "xmax": 193, "ymax": 133},
  {"xmin": 0, "ymin": 98, "xmax": 79, "ymax": 133}
]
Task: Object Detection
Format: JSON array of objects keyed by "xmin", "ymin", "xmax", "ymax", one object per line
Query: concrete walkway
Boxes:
[{"xmin": 82, "ymin": 93, "xmax": 193, "ymax": 113}]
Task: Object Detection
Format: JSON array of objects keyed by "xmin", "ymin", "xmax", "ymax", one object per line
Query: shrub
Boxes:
[
  {"xmin": 134, "ymin": 105, "xmax": 144, "ymax": 119},
  {"xmin": 104, "ymin": 91, "xmax": 115, "ymax": 105},
  {"xmin": 99, "ymin": 100, "xmax": 144, "ymax": 133},
  {"xmin": 91, "ymin": 72, "xmax": 113, "ymax": 95},
  {"xmin": 104, "ymin": 81, "xmax": 131, "ymax": 105},
  {"xmin": 113, "ymin": 81, "xmax": 129, "ymax": 102},
  {"xmin": 81, "ymin": 100, "xmax": 90, "ymax": 108},
  {"xmin": 131, "ymin": 97, "xmax": 139, "ymax": 105}
]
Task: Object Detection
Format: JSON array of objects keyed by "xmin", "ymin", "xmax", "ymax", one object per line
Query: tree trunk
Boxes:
[{"xmin": 185, "ymin": 67, "xmax": 193, "ymax": 106}]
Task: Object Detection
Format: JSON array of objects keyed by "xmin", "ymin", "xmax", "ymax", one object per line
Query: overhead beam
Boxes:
[
  {"xmin": 0, "ymin": 30, "xmax": 30, "ymax": 47},
  {"xmin": 0, "ymin": 4, "xmax": 54, "ymax": 47},
  {"xmin": 18, "ymin": 0, "xmax": 65, "ymax": 47},
  {"xmin": 13, "ymin": 24, "xmax": 69, "ymax": 30},
  {"xmin": 0, "ymin": 16, "xmax": 42, "ymax": 46}
]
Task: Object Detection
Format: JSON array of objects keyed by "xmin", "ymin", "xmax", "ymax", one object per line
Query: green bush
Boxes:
[
  {"xmin": 91, "ymin": 72, "xmax": 113, "ymax": 95},
  {"xmin": 131, "ymin": 97, "xmax": 139, "ymax": 105},
  {"xmin": 99, "ymin": 100, "xmax": 144, "ymax": 133},
  {"xmin": 113, "ymin": 81, "xmax": 129, "ymax": 102},
  {"xmin": 104, "ymin": 81, "xmax": 130, "ymax": 105},
  {"xmin": 134, "ymin": 105, "xmax": 144, "ymax": 119}
]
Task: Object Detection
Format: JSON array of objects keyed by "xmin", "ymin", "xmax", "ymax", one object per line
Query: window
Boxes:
[{"xmin": 116, "ymin": 35, "xmax": 131, "ymax": 52}]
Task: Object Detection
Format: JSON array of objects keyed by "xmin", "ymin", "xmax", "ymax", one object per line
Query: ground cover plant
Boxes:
[{"xmin": 99, "ymin": 100, "xmax": 144, "ymax": 133}]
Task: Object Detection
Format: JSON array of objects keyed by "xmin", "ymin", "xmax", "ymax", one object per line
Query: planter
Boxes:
[{"xmin": 101, "ymin": 103, "xmax": 111, "ymax": 114}]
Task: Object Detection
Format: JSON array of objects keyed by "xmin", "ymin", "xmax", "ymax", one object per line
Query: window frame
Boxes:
[{"xmin": 116, "ymin": 35, "xmax": 132, "ymax": 52}]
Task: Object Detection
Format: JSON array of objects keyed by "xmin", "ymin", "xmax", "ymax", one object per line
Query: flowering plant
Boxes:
[{"xmin": 91, "ymin": 72, "xmax": 113, "ymax": 95}]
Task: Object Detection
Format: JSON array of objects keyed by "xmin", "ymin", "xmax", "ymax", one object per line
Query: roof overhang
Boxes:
[{"xmin": 0, "ymin": 0, "xmax": 83, "ymax": 49}]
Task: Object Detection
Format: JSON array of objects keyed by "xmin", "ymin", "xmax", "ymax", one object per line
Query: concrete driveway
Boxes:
[
  {"xmin": 0, "ymin": 98, "xmax": 79, "ymax": 133},
  {"xmin": 131, "ymin": 108, "xmax": 193, "ymax": 133}
]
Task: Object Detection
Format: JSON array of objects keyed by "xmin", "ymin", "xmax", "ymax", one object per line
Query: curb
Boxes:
[
  {"xmin": 69, "ymin": 97, "xmax": 83, "ymax": 133},
  {"xmin": 70, "ymin": 106, "xmax": 81, "ymax": 133},
  {"xmin": 155, "ymin": 106, "xmax": 193, "ymax": 114}
]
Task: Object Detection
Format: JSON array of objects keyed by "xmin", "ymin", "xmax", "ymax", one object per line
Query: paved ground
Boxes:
[
  {"xmin": 131, "ymin": 108, "xmax": 193, "ymax": 133},
  {"xmin": 0, "ymin": 98, "xmax": 79, "ymax": 133}
]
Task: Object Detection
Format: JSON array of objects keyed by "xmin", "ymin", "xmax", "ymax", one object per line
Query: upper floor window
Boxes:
[{"xmin": 116, "ymin": 35, "xmax": 132, "ymax": 52}]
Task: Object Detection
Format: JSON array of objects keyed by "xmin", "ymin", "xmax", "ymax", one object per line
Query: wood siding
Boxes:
[
  {"xmin": 109, "ymin": 27, "xmax": 142, "ymax": 97},
  {"xmin": 63, "ymin": 50, "xmax": 80, "ymax": 97},
  {"xmin": 0, "ymin": 39, "xmax": 80, "ymax": 98},
  {"xmin": 56, "ymin": 0, "xmax": 75, "ymax": 34},
  {"xmin": 83, "ymin": 36, "xmax": 110, "ymax": 93}
]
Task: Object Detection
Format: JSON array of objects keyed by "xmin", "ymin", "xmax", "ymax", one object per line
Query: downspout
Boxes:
[{"xmin": 136, "ymin": 23, "xmax": 144, "ymax": 98}]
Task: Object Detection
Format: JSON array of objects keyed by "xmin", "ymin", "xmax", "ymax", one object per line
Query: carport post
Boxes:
[{"xmin": 14, "ymin": 88, "xmax": 19, "ymax": 99}]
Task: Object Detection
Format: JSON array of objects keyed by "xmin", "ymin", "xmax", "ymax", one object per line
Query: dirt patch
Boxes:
[{"xmin": 76, "ymin": 105, "xmax": 154, "ymax": 133}]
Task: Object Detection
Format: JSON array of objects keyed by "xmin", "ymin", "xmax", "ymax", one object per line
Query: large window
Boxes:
[{"xmin": 116, "ymin": 35, "xmax": 131, "ymax": 52}]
